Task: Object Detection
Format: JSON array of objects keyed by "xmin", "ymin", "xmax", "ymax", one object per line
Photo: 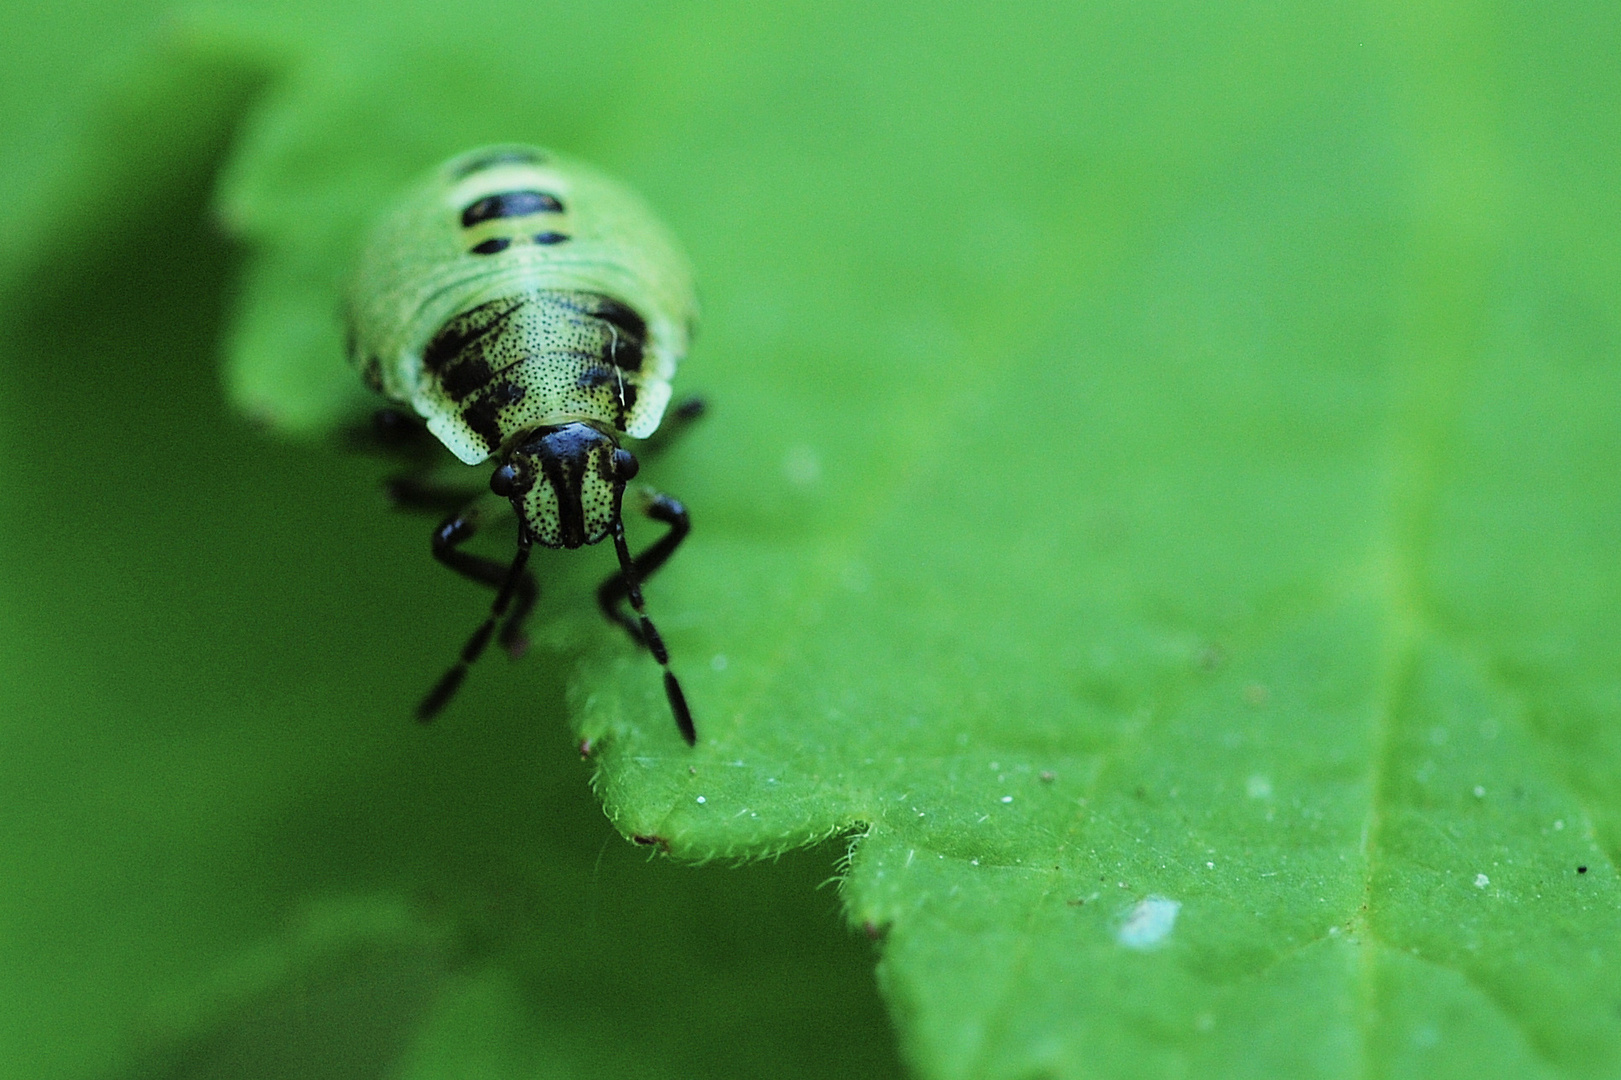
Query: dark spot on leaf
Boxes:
[
  {"xmin": 470, "ymin": 237, "xmax": 510, "ymax": 255},
  {"xmin": 533, "ymin": 231, "xmax": 570, "ymax": 244},
  {"xmin": 1579, "ymin": 865, "xmax": 1589, "ymax": 874}
]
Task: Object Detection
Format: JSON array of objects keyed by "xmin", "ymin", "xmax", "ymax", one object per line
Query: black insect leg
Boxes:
[
  {"xmin": 347, "ymin": 407, "xmax": 441, "ymax": 459},
  {"xmin": 602, "ymin": 491, "xmax": 696, "ymax": 744},
  {"xmin": 635, "ymin": 396, "xmax": 707, "ymax": 460},
  {"xmin": 385, "ymin": 473, "xmax": 486, "ymax": 519},
  {"xmin": 664, "ymin": 394, "xmax": 708, "ymax": 432},
  {"xmin": 355, "ymin": 409, "xmax": 541, "ymax": 717},
  {"xmin": 426, "ymin": 499, "xmax": 539, "ymax": 659},
  {"xmin": 418, "ymin": 518, "xmax": 536, "ymax": 722},
  {"xmin": 598, "ymin": 492, "xmax": 690, "ymax": 643},
  {"xmin": 387, "ymin": 479, "xmax": 541, "ymax": 651},
  {"xmin": 354, "ymin": 407, "xmax": 495, "ymax": 527}
]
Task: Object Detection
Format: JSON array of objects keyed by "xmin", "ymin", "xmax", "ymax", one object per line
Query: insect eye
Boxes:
[
  {"xmin": 611, "ymin": 449, "xmax": 640, "ymax": 481},
  {"xmin": 489, "ymin": 462, "xmax": 531, "ymax": 497}
]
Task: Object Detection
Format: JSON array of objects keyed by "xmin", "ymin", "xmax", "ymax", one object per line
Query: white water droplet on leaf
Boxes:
[{"xmin": 1117, "ymin": 897, "xmax": 1180, "ymax": 949}]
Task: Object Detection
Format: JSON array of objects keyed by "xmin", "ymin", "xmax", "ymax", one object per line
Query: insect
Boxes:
[{"xmin": 346, "ymin": 144, "xmax": 701, "ymax": 744}]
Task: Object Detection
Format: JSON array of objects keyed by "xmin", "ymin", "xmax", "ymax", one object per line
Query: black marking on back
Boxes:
[
  {"xmin": 487, "ymin": 380, "xmax": 527, "ymax": 407},
  {"xmin": 615, "ymin": 379, "xmax": 638, "ymax": 429},
  {"xmin": 451, "ymin": 148, "xmax": 546, "ymax": 179},
  {"xmin": 423, "ymin": 298, "xmax": 525, "ymax": 375},
  {"xmin": 460, "ymin": 397, "xmax": 506, "ymax": 453},
  {"xmin": 439, "ymin": 355, "xmax": 495, "ymax": 401},
  {"xmin": 594, "ymin": 298, "xmax": 647, "ymax": 344},
  {"xmin": 533, "ymin": 231, "xmax": 570, "ymax": 245},
  {"xmin": 461, "ymin": 190, "xmax": 563, "ymax": 228},
  {"xmin": 470, "ymin": 237, "xmax": 510, "ymax": 255},
  {"xmin": 555, "ymin": 294, "xmax": 648, "ymax": 372},
  {"xmin": 603, "ymin": 314, "xmax": 645, "ymax": 371},
  {"xmin": 606, "ymin": 335, "xmax": 644, "ymax": 373},
  {"xmin": 576, "ymin": 365, "xmax": 636, "ymax": 428}
]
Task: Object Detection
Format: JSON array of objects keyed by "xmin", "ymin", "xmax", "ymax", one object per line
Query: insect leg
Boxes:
[
  {"xmin": 603, "ymin": 491, "xmax": 695, "ymax": 745},
  {"xmin": 429, "ymin": 500, "xmax": 540, "ymax": 658},
  {"xmin": 347, "ymin": 407, "xmax": 441, "ymax": 459},
  {"xmin": 385, "ymin": 472, "xmax": 488, "ymax": 519},
  {"xmin": 634, "ymin": 396, "xmax": 707, "ymax": 460},
  {"xmin": 418, "ymin": 518, "xmax": 535, "ymax": 722},
  {"xmin": 597, "ymin": 491, "xmax": 689, "ymax": 643},
  {"xmin": 357, "ymin": 408, "xmax": 492, "ymax": 521}
]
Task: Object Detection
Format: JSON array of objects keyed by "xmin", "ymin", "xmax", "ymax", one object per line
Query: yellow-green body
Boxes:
[
  {"xmin": 344, "ymin": 145, "xmax": 700, "ymax": 737},
  {"xmin": 346, "ymin": 145, "xmax": 697, "ymax": 469}
]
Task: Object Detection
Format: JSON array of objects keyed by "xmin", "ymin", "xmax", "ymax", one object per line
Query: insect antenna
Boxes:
[
  {"xmin": 610, "ymin": 517, "xmax": 696, "ymax": 745},
  {"xmin": 417, "ymin": 531, "xmax": 534, "ymax": 721}
]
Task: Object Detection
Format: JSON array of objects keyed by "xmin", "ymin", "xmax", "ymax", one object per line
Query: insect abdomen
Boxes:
[{"xmin": 413, "ymin": 290, "xmax": 651, "ymax": 462}]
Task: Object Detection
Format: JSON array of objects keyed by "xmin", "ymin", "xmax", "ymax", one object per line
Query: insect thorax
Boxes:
[
  {"xmin": 411, "ymin": 289, "xmax": 658, "ymax": 465},
  {"xmin": 493, "ymin": 422, "xmax": 635, "ymax": 549}
]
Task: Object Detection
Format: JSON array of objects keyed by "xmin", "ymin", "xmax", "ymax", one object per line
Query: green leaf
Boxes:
[
  {"xmin": 9, "ymin": 0, "xmax": 1621, "ymax": 1077},
  {"xmin": 0, "ymin": 19, "xmax": 896, "ymax": 1080}
]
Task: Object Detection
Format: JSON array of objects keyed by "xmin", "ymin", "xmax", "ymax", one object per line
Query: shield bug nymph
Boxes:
[{"xmin": 346, "ymin": 144, "xmax": 700, "ymax": 744}]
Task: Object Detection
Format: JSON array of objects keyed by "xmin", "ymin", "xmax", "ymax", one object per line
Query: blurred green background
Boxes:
[{"xmin": 3, "ymin": 0, "xmax": 1621, "ymax": 1078}]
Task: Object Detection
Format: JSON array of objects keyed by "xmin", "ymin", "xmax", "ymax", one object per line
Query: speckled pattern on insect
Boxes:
[{"xmin": 346, "ymin": 144, "xmax": 701, "ymax": 744}]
